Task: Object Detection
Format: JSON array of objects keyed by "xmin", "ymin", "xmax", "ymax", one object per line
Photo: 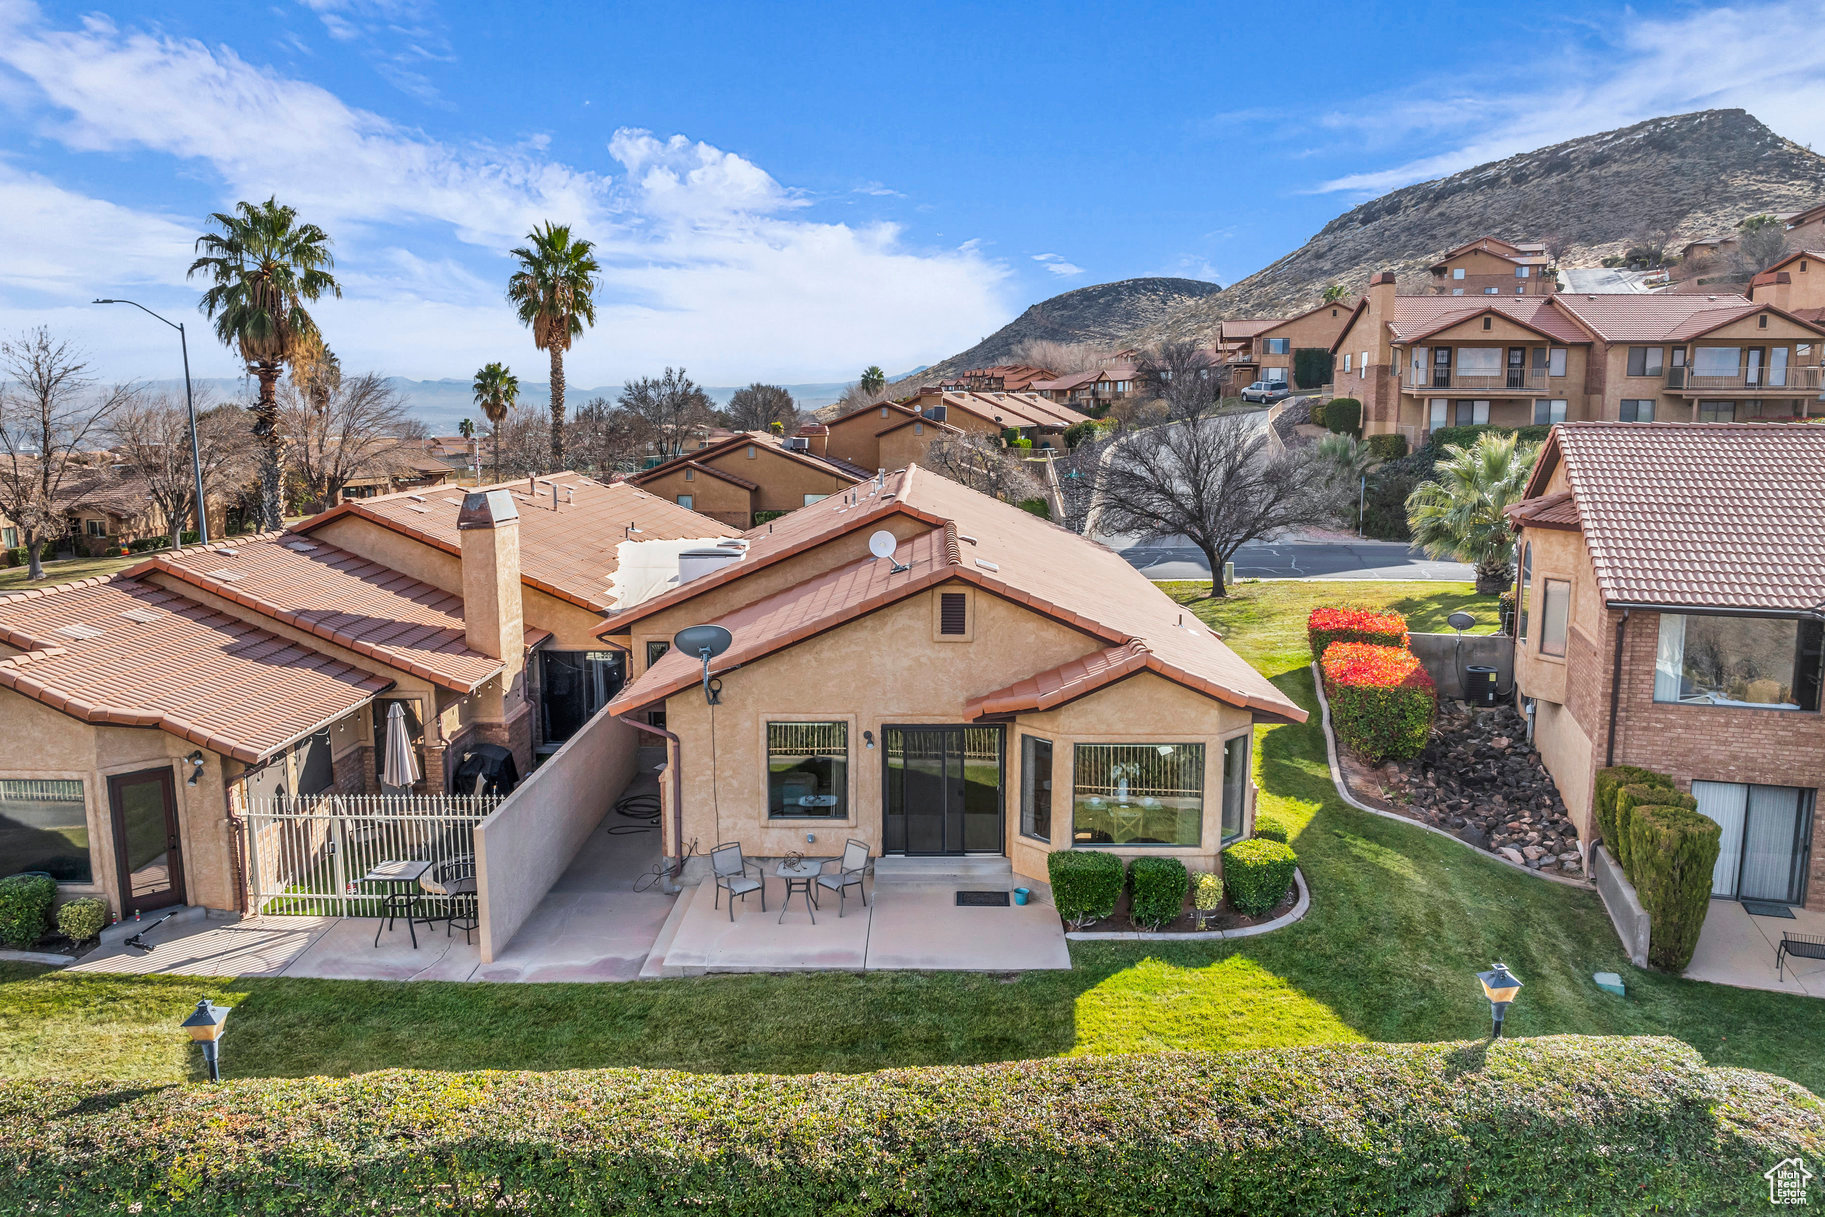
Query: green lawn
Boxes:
[
  {"xmin": 2, "ymin": 580, "xmax": 1822, "ymax": 1090},
  {"xmin": 0, "ymin": 552, "xmax": 145, "ymax": 591}
]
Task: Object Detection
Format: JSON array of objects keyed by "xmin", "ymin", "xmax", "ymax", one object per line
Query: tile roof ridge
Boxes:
[{"xmin": 941, "ymin": 519, "xmax": 962, "ymax": 566}]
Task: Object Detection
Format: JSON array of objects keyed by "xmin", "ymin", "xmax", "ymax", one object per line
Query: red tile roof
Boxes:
[
  {"xmin": 296, "ymin": 476, "xmax": 740, "ymax": 611},
  {"xmin": 1383, "ymin": 296, "xmax": 1590, "ymax": 345},
  {"xmin": 930, "ymin": 391, "xmax": 1092, "ymax": 429},
  {"xmin": 0, "ymin": 576, "xmax": 389, "ymax": 762},
  {"xmin": 1547, "ymin": 292, "xmax": 1825, "ymax": 343},
  {"xmin": 1218, "ymin": 319, "xmax": 1278, "ymax": 338},
  {"xmin": 1521, "ymin": 423, "xmax": 1825, "ymax": 611},
  {"xmin": 635, "ymin": 431, "xmax": 871, "ymax": 488}
]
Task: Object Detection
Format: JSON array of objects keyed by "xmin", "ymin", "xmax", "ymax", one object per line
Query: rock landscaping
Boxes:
[{"xmin": 1345, "ymin": 701, "xmax": 1584, "ymax": 876}]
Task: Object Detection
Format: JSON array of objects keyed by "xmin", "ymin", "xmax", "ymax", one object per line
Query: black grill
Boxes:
[
  {"xmin": 955, "ymin": 890, "xmax": 1009, "ymax": 907},
  {"xmin": 939, "ymin": 591, "xmax": 967, "ymax": 635}
]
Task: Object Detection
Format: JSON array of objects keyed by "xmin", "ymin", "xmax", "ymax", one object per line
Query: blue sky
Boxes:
[{"xmin": 4, "ymin": 0, "xmax": 1825, "ymax": 389}]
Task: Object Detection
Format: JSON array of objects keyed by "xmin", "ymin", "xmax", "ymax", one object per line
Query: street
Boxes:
[{"xmin": 1111, "ymin": 537, "xmax": 1476, "ymax": 582}]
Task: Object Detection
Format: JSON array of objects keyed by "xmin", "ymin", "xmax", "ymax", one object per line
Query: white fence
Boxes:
[{"xmin": 242, "ymin": 793, "xmax": 499, "ymax": 917}]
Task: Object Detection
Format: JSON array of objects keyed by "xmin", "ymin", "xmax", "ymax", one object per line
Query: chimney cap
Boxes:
[
  {"xmin": 1371, "ymin": 271, "xmax": 1396, "ymax": 285},
  {"xmin": 457, "ymin": 489, "xmax": 520, "ymax": 530}
]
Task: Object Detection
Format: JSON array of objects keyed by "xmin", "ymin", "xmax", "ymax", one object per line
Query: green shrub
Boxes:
[
  {"xmin": 1361, "ymin": 465, "xmax": 1418, "ymax": 540},
  {"xmin": 1306, "ymin": 606, "xmax": 1408, "ymax": 660},
  {"xmin": 1365, "ymin": 433, "xmax": 1407, "ymax": 461},
  {"xmin": 1324, "ymin": 398, "xmax": 1362, "ymax": 436},
  {"xmin": 0, "ymin": 1038, "xmax": 1813, "ymax": 1214},
  {"xmin": 999, "ymin": 427, "xmax": 1023, "ymax": 445},
  {"xmin": 1223, "ymin": 838, "xmax": 1298, "ymax": 915},
  {"xmin": 55, "ymin": 897, "xmax": 107, "ymax": 945},
  {"xmin": 1627, "ymin": 805, "xmax": 1723, "ymax": 971},
  {"xmin": 1189, "ymin": 871, "xmax": 1223, "ymax": 928},
  {"xmin": 1307, "ymin": 399, "xmax": 1328, "ymax": 428},
  {"xmin": 1126, "ymin": 856, "xmax": 1188, "ymax": 930},
  {"xmin": 1425, "ymin": 424, "xmax": 1551, "ymax": 454},
  {"xmin": 1616, "ymin": 784, "xmax": 1696, "ymax": 879},
  {"xmin": 1047, "ymin": 850, "xmax": 1123, "ymax": 929},
  {"xmin": 1253, "ymin": 817, "xmax": 1290, "ymax": 843},
  {"xmin": 1320, "ymin": 642, "xmax": 1436, "ymax": 764},
  {"xmin": 0, "ymin": 873, "xmax": 56, "ymax": 949},
  {"xmin": 1010, "ymin": 436, "xmax": 1033, "ymax": 450},
  {"xmin": 752, "ymin": 510, "xmax": 788, "ymax": 525},
  {"xmin": 1593, "ymin": 765, "xmax": 1674, "ymax": 859},
  {"xmin": 1292, "ymin": 347, "xmax": 1333, "ymax": 390},
  {"xmin": 1017, "ymin": 497, "xmax": 1050, "ymax": 519}
]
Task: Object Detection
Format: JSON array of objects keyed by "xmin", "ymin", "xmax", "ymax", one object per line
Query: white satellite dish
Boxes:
[{"xmin": 868, "ymin": 528, "xmax": 910, "ymax": 573}]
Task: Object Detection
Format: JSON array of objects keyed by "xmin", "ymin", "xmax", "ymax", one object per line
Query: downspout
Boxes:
[
  {"xmin": 1604, "ymin": 608, "xmax": 1630, "ymax": 767},
  {"xmin": 622, "ymin": 714, "xmax": 686, "ymax": 894}
]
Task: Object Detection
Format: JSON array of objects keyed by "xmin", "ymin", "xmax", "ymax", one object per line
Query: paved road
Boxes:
[{"xmin": 1113, "ymin": 537, "xmax": 1476, "ymax": 582}]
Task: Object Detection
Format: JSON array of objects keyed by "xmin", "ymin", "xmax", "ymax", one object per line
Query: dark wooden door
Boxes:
[{"xmin": 108, "ymin": 768, "xmax": 185, "ymax": 914}]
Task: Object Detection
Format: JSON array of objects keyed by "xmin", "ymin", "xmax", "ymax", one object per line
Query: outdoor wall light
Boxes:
[
  {"xmin": 180, "ymin": 997, "xmax": 231, "ymax": 1081},
  {"xmin": 1476, "ymin": 962, "xmax": 1523, "ymax": 1038},
  {"xmin": 864, "ymin": 731, "xmax": 876, "ymax": 750},
  {"xmin": 185, "ymin": 750, "xmax": 206, "ymax": 786}
]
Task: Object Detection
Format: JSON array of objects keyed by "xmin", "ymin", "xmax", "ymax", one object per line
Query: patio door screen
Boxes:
[
  {"xmin": 882, "ymin": 725, "xmax": 1003, "ymax": 855},
  {"xmin": 1694, "ymin": 781, "xmax": 1814, "ymax": 904}
]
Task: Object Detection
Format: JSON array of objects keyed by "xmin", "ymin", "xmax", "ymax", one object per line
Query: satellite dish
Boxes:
[
  {"xmin": 673, "ymin": 624, "xmax": 732, "ymax": 659},
  {"xmin": 1447, "ymin": 611, "xmax": 1476, "ymax": 633},
  {"xmin": 867, "ymin": 530, "xmax": 897, "ymax": 559}
]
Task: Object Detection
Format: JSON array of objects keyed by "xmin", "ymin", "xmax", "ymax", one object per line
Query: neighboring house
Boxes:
[
  {"xmin": 1507, "ymin": 423, "xmax": 1825, "ymax": 912},
  {"xmin": 1427, "ymin": 237, "xmax": 1555, "ymax": 297},
  {"xmin": 811, "ymin": 389, "xmax": 1090, "ymax": 471},
  {"xmin": 425, "ymin": 436, "xmax": 480, "ymax": 475},
  {"xmin": 0, "ymin": 475, "xmax": 738, "ymax": 920},
  {"xmin": 1748, "ymin": 248, "xmax": 1825, "ymax": 324},
  {"xmin": 1331, "ymin": 272, "xmax": 1825, "ymax": 443},
  {"xmin": 630, "ymin": 430, "xmax": 871, "ymax": 528},
  {"xmin": 1026, "ymin": 367, "xmax": 1139, "ymax": 413},
  {"xmin": 1217, "ymin": 301, "xmax": 1355, "ymax": 389},
  {"xmin": 953, "ymin": 364, "xmax": 1057, "ymax": 392},
  {"xmin": 338, "ymin": 452, "xmax": 457, "ymax": 501},
  {"xmin": 1784, "ymin": 202, "xmax": 1825, "ymax": 250},
  {"xmin": 600, "ymin": 464, "xmax": 1305, "ymax": 885}
]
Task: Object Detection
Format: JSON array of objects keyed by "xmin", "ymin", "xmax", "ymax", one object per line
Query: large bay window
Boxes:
[
  {"xmin": 767, "ymin": 722, "xmax": 848, "ymax": 818},
  {"xmin": 0, "ymin": 778, "xmax": 90, "ymax": 883},
  {"xmin": 1072, "ymin": 743, "xmax": 1204, "ymax": 847},
  {"xmin": 1653, "ymin": 614, "xmax": 1823, "ymax": 710}
]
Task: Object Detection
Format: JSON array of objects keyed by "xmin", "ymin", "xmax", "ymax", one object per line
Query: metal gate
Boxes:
[{"xmin": 241, "ymin": 793, "xmax": 498, "ymax": 917}]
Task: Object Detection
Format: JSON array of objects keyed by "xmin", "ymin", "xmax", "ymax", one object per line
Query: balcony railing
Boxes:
[
  {"xmin": 1667, "ymin": 365, "xmax": 1825, "ymax": 392},
  {"xmin": 1402, "ymin": 369, "xmax": 1552, "ymax": 393}
]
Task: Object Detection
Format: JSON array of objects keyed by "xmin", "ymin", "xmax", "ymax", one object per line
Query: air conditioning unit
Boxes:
[
  {"xmin": 923, "ymin": 404, "xmax": 947, "ymax": 422},
  {"xmin": 784, "ymin": 436, "xmax": 809, "ymax": 451}
]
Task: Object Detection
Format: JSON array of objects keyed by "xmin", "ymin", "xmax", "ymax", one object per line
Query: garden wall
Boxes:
[
  {"xmin": 1407, "ymin": 631, "xmax": 1513, "ymax": 701},
  {"xmin": 1592, "ymin": 844, "xmax": 1651, "ymax": 968}
]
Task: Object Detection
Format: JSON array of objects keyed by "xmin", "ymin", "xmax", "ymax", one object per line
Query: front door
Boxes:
[
  {"xmin": 882, "ymin": 725, "xmax": 1004, "ymax": 855},
  {"xmin": 107, "ymin": 767, "xmax": 185, "ymax": 915}
]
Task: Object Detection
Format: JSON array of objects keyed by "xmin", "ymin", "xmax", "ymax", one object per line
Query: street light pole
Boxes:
[{"xmin": 93, "ymin": 298, "xmax": 210, "ymax": 545}]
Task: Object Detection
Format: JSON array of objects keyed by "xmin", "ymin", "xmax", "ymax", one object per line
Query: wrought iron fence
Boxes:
[{"xmin": 241, "ymin": 793, "xmax": 497, "ymax": 917}]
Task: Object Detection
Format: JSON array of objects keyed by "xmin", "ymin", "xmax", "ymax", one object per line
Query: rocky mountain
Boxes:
[
  {"xmin": 911, "ymin": 277, "xmax": 1222, "ymax": 381},
  {"xmin": 1140, "ymin": 109, "xmax": 1825, "ymax": 338}
]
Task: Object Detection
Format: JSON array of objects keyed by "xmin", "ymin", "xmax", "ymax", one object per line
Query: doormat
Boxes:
[
  {"xmin": 1742, "ymin": 900, "xmax": 1796, "ymax": 919},
  {"xmin": 956, "ymin": 890, "xmax": 1010, "ymax": 907}
]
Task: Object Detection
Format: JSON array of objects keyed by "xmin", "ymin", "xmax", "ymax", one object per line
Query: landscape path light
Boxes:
[
  {"xmin": 1476, "ymin": 962, "xmax": 1522, "ymax": 1039},
  {"xmin": 180, "ymin": 997, "xmax": 230, "ymax": 1081}
]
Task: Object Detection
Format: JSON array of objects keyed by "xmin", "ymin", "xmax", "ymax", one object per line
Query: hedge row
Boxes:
[
  {"xmin": 1047, "ymin": 849, "xmax": 1122, "ymax": 929},
  {"xmin": 2, "ymin": 1038, "xmax": 1818, "ymax": 1214},
  {"xmin": 1593, "ymin": 764, "xmax": 1674, "ymax": 857},
  {"xmin": 0, "ymin": 873, "xmax": 54, "ymax": 949},
  {"xmin": 1629, "ymin": 805, "xmax": 1723, "ymax": 972},
  {"xmin": 1321, "ymin": 641, "xmax": 1437, "ymax": 764},
  {"xmin": 1615, "ymin": 784, "xmax": 1696, "ymax": 876},
  {"xmin": 1126, "ymin": 856, "xmax": 1188, "ymax": 929},
  {"xmin": 1306, "ymin": 605, "xmax": 1409, "ymax": 660}
]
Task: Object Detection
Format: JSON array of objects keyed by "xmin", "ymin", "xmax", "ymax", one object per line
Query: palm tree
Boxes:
[
  {"xmin": 472, "ymin": 362, "xmax": 519, "ymax": 482},
  {"xmin": 860, "ymin": 366, "xmax": 886, "ymax": 396},
  {"xmin": 292, "ymin": 331, "xmax": 340, "ymax": 414},
  {"xmin": 1321, "ymin": 283, "xmax": 1350, "ymax": 304},
  {"xmin": 1406, "ymin": 431, "xmax": 1540, "ymax": 593},
  {"xmin": 457, "ymin": 417, "xmax": 474, "ymax": 439},
  {"xmin": 190, "ymin": 197, "xmax": 340, "ymax": 529},
  {"xmin": 505, "ymin": 222, "xmax": 599, "ymax": 469}
]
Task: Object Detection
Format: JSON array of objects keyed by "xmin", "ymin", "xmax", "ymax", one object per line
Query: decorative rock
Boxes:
[
  {"xmin": 1499, "ymin": 846, "xmax": 1525, "ymax": 864},
  {"xmin": 1523, "ymin": 845, "xmax": 1546, "ymax": 860}
]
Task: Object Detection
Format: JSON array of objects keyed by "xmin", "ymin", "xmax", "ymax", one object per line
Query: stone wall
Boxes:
[{"xmin": 1407, "ymin": 631, "xmax": 1515, "ymax": 701}]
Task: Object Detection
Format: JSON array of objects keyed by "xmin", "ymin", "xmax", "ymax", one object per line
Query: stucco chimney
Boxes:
[{"xmin": 457, "ymin": 489, "xmax": 523, "ymax": 669}]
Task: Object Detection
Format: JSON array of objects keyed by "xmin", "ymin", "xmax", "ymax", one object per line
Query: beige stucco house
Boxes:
[{"xmin": 631, "ymin": 431, "xmax": 870, "ymax": 528}]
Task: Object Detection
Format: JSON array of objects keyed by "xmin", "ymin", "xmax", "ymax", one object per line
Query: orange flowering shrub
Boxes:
[
  {"xmin": 1306, "ymin": 607, "xmax": 1408, "ymax": 661},
  {"xmin": 1321, "ymin": 641, "xmax": 1436, "ymax": 763}
]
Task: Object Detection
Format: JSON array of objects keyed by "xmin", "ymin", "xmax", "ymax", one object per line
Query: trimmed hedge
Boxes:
[
  {"xmin": 1321, "ymin": 642, "xmax": 1436, "ymax": 764},
  {"xmin": 1223, "ymin": 838, "xmax": 1298, "ymax": 916},
  {"xmin": 1323, "ymin": 397, "xmax": 1362, "ymax": 435},
  {"xmin": 1627, "ymin": 804, "xmax": 1723, "ymax": 972},
  {"xmin": 1292, "ymin": 347, "xmax": 1332, "ymax": 389},
  {"xmin": 1126, "ymin": 856, "xmax": 1188, "ymax": 930},
  {"xmin": 1616, "ymin": 784, "xmax": 1697, "ymax": 879},
  {"xmin": 1593, "ymin": 764, "xmax": 1675, "ymax": 858},
  {"xmin": 1047, "ymin": 849, "xmax": 1123, "ymax": 930},
  {"xmin": 1365, "ymin": 433, "xmax": 1407, "ymax": 461},
  {"xmin": 1253, "ymin": 816, "xmax": 1290, "ymax": 844},
  {"xmin": 56, "ymin": 896, "xmax": 107, "ymax": 944},
  {"xmin": 1, "ymin": 1038, "xmax": 1818, "ymax": 1214},
  {"xmin": 0, "ymin": 872, "xmax": 55, "ymax": 949},
  {"xmin": 1306, "ymin": 605, "xmax": 1408, "ymax": 660}
]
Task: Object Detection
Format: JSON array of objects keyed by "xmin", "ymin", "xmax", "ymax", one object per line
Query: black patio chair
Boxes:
[
  {"xmin": 710, "ymin": 842, "xmax": 765, "ymax": 921},
  {"xmin": 418, "ymin": 855, "xmax": 478, "ymax": 943},
  {"xmin": 814, "ymin": 838, "xmax": 872, "ymax": 918}
]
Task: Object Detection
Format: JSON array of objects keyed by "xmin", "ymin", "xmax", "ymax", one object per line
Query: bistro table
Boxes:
[
  {"xmin": 365, "ymin": 859, "xmax": 432, "ymax": 948},
  {"xmin": 775, "ymin": 857, "xmax": 825, "ymax": 924}
]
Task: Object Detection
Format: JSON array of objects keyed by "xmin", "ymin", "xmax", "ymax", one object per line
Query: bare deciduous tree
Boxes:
[
  {"xmin": 484, "ymin": 410, "xmax": 552, "ymax": 479},
  {"xmin": 1734, "ymin": 215, "xmax": 1793, "ymax": 276},
  {"xmin": 925, "ymin": 431, "xmax": 1047, "ymax": 505},
  {"xmin": 1095, "ymin": 393, "xmax": 1343, "ymax": 598},
  {"xmin": 110, "ymin": 390, "xmax": 256, "ymax": 549},
  {"xmin": 0, "ymin": 330, "xmax": 134, "ymax": 579},
  {"xmin": 724, "ymin": 383, "xmax": 800, "ymax": 433},
  {"xmin": 567, "ymin": 396, "xmax": 642, "ymax": 474},
  {"xmin": 1009, "ymin": 338, "xmax": 1112, "ymax": 374},
  {"xmin": 618, "ymin": 367, "xmax": 714, "ymax": 462},
  {"xmin": 280, "ymin": 372, "xmax": 417, "ymax": 511}
]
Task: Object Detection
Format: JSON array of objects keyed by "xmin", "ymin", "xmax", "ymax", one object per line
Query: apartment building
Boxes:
[
  {"xmin": 1331, "ymin": 272, "xmax": 1825, "ymax": 443},
  {"xmin": 1749, "ymin": 248, "xmax": 1825, "ymax": 324},
  {"xmin": 1427, "ymin": 238, "xmax": 1555, "ymax": 297},
  {"xmin": 1028, "ymin": 366, "xmax": 1140, "ymax": 414},
  {"xmin": 631, "ymin": 430, "xmax": 870, "ymax": 528},
  {"xmin": 809, "ymin": 389, "xmax": 1089, "ymax": 471},
  {"xmin": 1216, "ymin": 301, "xmax": 1355, "ymax": 389}
]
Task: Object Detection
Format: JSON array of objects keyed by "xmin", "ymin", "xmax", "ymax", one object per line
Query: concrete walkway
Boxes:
[{"xmin": 1685, "ymin": 900, "xmax": 1825, "ymax": 997}]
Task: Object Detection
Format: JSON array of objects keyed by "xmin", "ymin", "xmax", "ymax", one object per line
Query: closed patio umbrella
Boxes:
[{"xmin": 380, "ymin": 702, "xmax": 421, "ymax": 791}]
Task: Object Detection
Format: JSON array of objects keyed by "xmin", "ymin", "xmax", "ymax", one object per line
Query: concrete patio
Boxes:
[{"xmin": 1684, "ymin": 899, "xmax": 1825, "ymax": 997}]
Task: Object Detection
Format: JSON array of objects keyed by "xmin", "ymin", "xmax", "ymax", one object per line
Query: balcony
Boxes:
[
  {"xmin": 1400, "ymin": 369, "xmax": 1553, "ymax": 395},
  {"xmin": 1666, "ymin": 365, "xmax": 1825, "ymax": 394}
]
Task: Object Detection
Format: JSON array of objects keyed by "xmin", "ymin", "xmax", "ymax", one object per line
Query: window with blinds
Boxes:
[
  {"xmin": 767, "ymin": 722, "xmax": 848, "ymax": 818},
  {"xmin": 0, "ymin": 777, "xmax": 90, "ymax": 883},
  {"xmin": 939, "ymin": 592, "xmax": 967, "ymax": 635}
]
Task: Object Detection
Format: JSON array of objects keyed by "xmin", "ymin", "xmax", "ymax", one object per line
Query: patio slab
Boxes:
[
  {"xmin": 71, "ymin": 916, "xmax": 337, "ymax": 978},
  {"xmin": 1685, "ymin": 899, "xmax": 1825, "ymax": 997},
  {"xmin": 661, "ymin": 875, "xmax": 870, "ymax": 975},
  {"xmin": 865, "ymin": 884, "xmax": 1071, "ymax": 971}
]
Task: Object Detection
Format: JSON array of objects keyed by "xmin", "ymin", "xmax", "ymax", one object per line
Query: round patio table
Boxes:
[{"xmin": 775, "ymin": 858, "xmax": 825, "ymax": 924}]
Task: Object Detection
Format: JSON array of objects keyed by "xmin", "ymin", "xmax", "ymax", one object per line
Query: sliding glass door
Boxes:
[
  {"xmin": 1694, "ymin": 781, "xmax": 1815, "ymax": 904},
  {"xmin": 882, "ymin": 726, "xmax": 1003, "ymax": 855}
]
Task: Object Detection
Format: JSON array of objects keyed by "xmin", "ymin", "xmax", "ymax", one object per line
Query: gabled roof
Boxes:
[
  {"xmin": 875, "ymin": 412, "xmax": 965, "ymax": 440},
  {"xmin": 1518, "ymin": 423, "xmax": 1825, "ymax": 612},
  {"xmin": 1504, "ymin": 490, "xmax": 1580, "ymax": 531},
  {"xmin": 1217, "ymin": 318, "xmax": 1278, "ymax": 339},
  {"xmin": 635, "ymin": 431, "xmax": 871, "ymax": 487},
  {"xmin": 928, "ymin": 391, "xmax": 1092, "ymax": 429},
  {"xmin": 1372, "ymin": 296, "xmax": 1591, "ymax": 346},
  {"xmin": 296, "ymin": 476, "xmax": 740, "ymax": 612},
  {"xmin": 1430, "ymin": 237, "xmax": 1548, "ymax": 269},
  {"xmin": 127, "ymin": 535, "xmax": 543, "ymax": 693},
  {"xmin": 1757, "ymin": 248, "xmax": 1825, "ymax": 277},
  {"xmin": 0, "ymin": 575, "xmax": 390, "ymax": 762},
  {"xmin": 1548, "ymin": 292, "xmax": 1825, "ymax": 342},
  {"xmin": 1786, "ymin": 203, "xmax": 1825, "ymax": 228},
  {"xmin": 603, "ymin": 465, "xmax": 1304, "ymax": 724}
]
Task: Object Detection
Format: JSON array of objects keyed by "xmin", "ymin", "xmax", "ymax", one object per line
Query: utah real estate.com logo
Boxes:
[{"xmin": 1766, "ymin": 1157, "xmax": 1814, "ymax": 1206}]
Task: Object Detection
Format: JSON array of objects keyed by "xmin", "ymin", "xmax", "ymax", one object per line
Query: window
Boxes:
[
  {"xmin": 767, "ymin": 722, "xmax": 848, "ymax": 818},
  {"xmin": 1694, "ymin": 782, "xmax": 1814, "ymax": 904},
  {"xmin": 0, "ymin": 778, "xmax": 90, "ymax": 883},
  {"xmin": 1264, "ymin": 337, "xmax": 1290, "ymax": 355},
  {"xmin": 540, "ymin": 650, "xmax": 625, "ymax": 745},
  {"xmin": 1539, "ymin": 578, "xmax": 1569, "ymax": 657},
  {"xmin": 1626, "ymin": 347, "xmax": 1665, "ymax": 377},
  {"xmin": 1359, "ymin": 352, "xmax": 1368, "ymax": 378},
  {"xmin": 1020, "ymin": 735, "xmax": 1052, "ymax": 842},
  {"xmin": 1454, "ymin": 400, "xmax": 1490, "ymax": 425},
  {"xmin": 1548, "ymin": 348, "xmax": 1567, "ymax": 377},
  {"xmin": 1484, "ymin": 287, "xmax": 1500, "ymax": 295},
  {"xmin": 1516, "ymin": 266, "xmax": 1531, "ymax": 278},
  {"xmin": 938, "ymin": 591, "xmax": 967, "ymax": 635},
  {"xmin": 684, "ymin": 467, "xmax": 695, "ymax": 481},
  {"xmin": 1533, "ymin": 399, "xmax": 1567, "ymax": 425},
  {"xmin": 1071, "ymin": 743, "xmax": 1203, "ymax": 847},
  {"xmin": 1455, "ymin": 347, "xmax": 1502, "ymax": 376},
  {"xmin": 676, "ymin": 495, "xmax": 693, "ymax": 509},
  {"xmin": 84, "ymin": 519, "xmax": 105, "ymax": 537},
  {"xmin": 745, "ymin": 445, "xmax": 757, "ymax": 459},
  {"xmin": 1619, "ymin": 399, "xmax": 1655, "ymax": 422},
  {"xmin": 645, "ymin": 640, "xmax": 670, "ymax": 670},
  {"xmin": 1452, "ymin": 288, "xmax": 1465, "ymax": 296},
  {"xmin": 1698, "ymin": 400, "xmax": 1736, "ymax": 422},
  {"xmin": 1516, "ymin": 544, "xmax": 1531, "ymax": 642},
  {"xmin": 1693, "ymin": 346, "xmax": 1740, "ymax": 377},
  {"xmin": 1428, "ymin": 400, "xmax": 1447, "ymax": 429},
  {"xmin": 1769, "ymin": 346, "xmax": 1790, "ymax": 387},
  {"xmin": 1759, "ymin": 313, "xmax": 1769, "ymax": 329},
  {"xmin": 1653, "ymin": 614, "xmax": 1822, "ymax": 710},
  {"xmin": 1452, "ymin": 267, "xmax": 1466, "ymax": 279},
  {"xmin": 1341, "ymin": 353, "xmax": 1352, "ymax": 373},
  {"xmin": 1, "ymin": 527, "xmax": 15, "ymax": 548},
  {"xmin": 1221, "ymin": 734, "xmax": 1249, "ymax": 843},
  {"xmin": 802, "ymin": 493, "xmax": 828, "ymax": 506}
]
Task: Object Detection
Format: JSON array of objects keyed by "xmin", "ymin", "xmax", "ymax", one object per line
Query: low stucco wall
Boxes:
[
  {"xmin": 1591, "ymin": 845, "xmax": 1650, "ymax": 968},
  {"xmin": 1408, "ymin": 631, "xmax": 1514, "ymax": 701},
  {"xmin": 474, "ymin": 710, "xmax": 639, "ymax": 963}
]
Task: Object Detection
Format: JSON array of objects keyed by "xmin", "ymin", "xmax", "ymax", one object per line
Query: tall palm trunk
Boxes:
[
  {"xmin": 548, "ymin": 346, "xmax": 566, "ymax": 469},
  {"xmin": 252, "ymin": 362, "xmax": 284, "ymax": 530}
]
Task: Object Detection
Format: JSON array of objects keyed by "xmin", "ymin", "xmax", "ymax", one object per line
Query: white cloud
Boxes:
[
  {"xmin": 852, "ymin": 181, "xmax": 904, "ymax": 198},
  {"xmin": 1315, "ymin": 1, "xmax": 1825, "ymax": 194},
  {"xmin": 0, "ymin": 4, "xmax": 1014, "ymax": 382},
  {"xmin": 1032, "ymin": 252, "xmax": 1085, "ymax": 278}
]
